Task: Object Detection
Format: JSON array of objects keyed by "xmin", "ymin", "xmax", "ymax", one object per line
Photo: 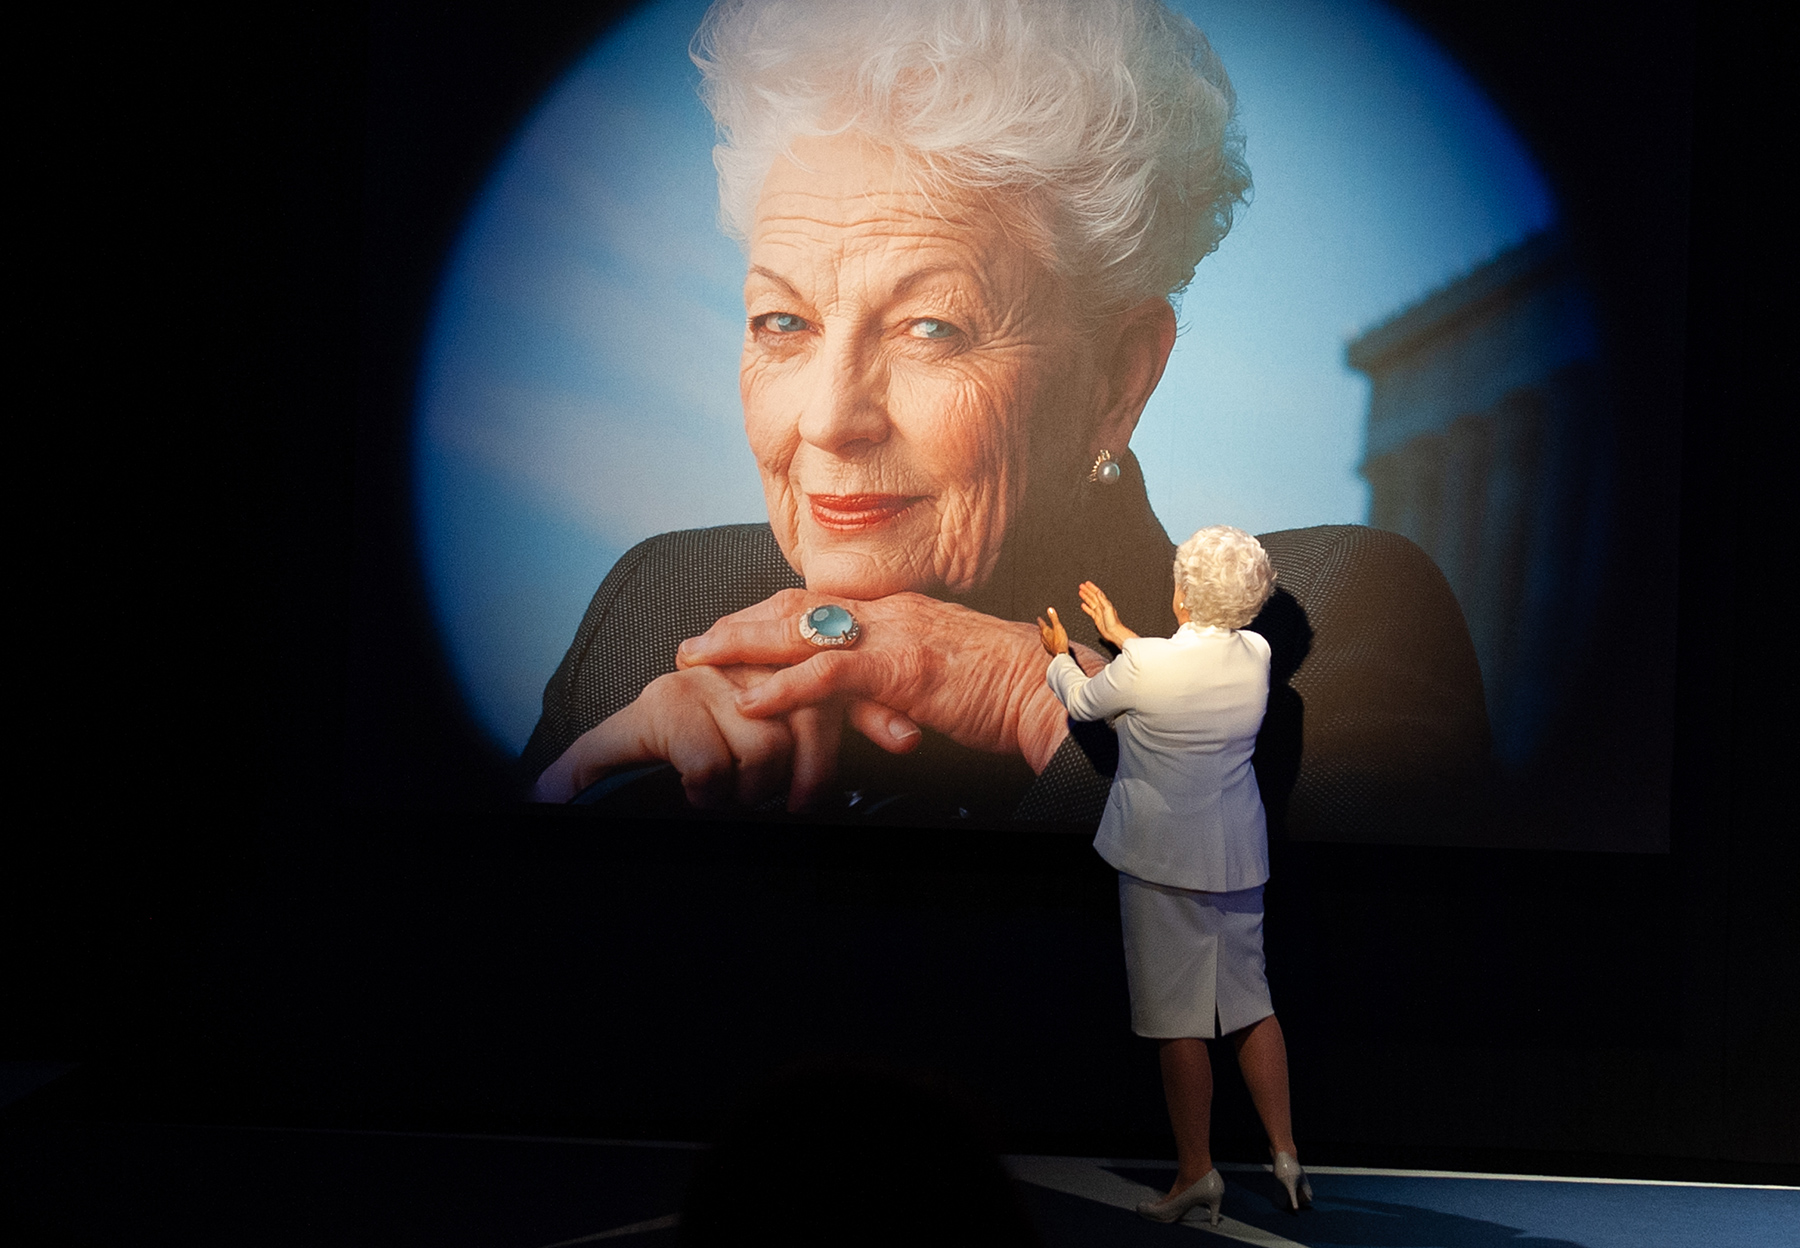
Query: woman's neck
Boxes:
[{"xmin": 956, "ymin": 449, "xmax": 1178, "ymax": 643}]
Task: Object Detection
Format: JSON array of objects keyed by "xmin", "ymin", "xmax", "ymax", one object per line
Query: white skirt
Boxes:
[{"xmin": 1119, "ymin": 873, "xmax": 1274, "ymax": 1039}]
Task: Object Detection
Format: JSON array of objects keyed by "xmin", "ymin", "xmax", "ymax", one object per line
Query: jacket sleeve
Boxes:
[
  {"xmin": 1011, "ymin": 649, "xmax": 1138, "ymax": 824},
  {"xmin": 1046, "ymin": 647, "xmax": 1141, "ymax": 723},
  {"xmin": 518, "ymin": 524, "xmax": 803, "ymax": 786},
  {"xmin": 517, "ymin": 538, "xmax": 659, "ymax": 786}
]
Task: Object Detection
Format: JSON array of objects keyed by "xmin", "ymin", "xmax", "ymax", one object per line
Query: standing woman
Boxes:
[{"xmin": 1038, "ymin": 525, "xmax": 1311, "ymax": 1225}]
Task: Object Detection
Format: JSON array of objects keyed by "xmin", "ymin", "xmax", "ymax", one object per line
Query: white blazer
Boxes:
[{"xmin": 1047, "ymin": 624, "xmax": 1272, "ymax": 892}]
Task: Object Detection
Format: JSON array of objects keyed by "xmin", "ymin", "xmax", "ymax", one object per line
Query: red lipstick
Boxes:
[{"xmin": 808, "ymin": 493, "xmax": 923, "ymax": 532}]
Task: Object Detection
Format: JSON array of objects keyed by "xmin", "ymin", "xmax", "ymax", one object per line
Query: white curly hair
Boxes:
[
  {"xmin": 691, "ymin": 0, "xmax": 1251, "ymax": 313},
  {"xmin": 1175, "ymin": 525, "xmax": 1275, "ymax": 630}
]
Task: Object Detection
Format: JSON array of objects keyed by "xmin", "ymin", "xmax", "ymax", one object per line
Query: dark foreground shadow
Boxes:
[{"xmin": 683, "ymin": 1059, "xmax": 1042, "ymax": 1247}]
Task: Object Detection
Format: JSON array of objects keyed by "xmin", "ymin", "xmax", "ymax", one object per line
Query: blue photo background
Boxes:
[{"xmin": 415, "ymin": 0, "xmax": 1562, "ymax": 766}]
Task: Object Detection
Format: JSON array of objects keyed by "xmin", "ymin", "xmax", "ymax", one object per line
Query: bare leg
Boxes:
[
  {"xmin": 1229, "ymin": 1013, "xmax": 1296, "ymax": 1158},
  {"xmin": 1158, "ymin": 1037, "xmax": 1215, "ymax": 1194}
]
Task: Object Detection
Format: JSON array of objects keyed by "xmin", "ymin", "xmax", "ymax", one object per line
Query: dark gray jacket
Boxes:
[{"xmin": 522, "ymin": 484, "xmax": 1489, "ymax": 837}]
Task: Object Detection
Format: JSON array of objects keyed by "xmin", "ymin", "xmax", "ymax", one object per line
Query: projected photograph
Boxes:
[{"xmin": 414, "ymin": 0, "xmax": 1660, "ymax": 848}]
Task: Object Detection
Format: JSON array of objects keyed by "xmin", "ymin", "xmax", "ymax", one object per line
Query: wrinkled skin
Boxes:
[
  {"xmin": 679, "ymin": 589, "xmax": 1107, "ymax": 775},
  {"xmin": 533, "ymin": 132, "xmax": 1176, "ymax": 807},
  {"xmin": 740, "ymin": 133, "xmax": 1108, "ymax": 598}
]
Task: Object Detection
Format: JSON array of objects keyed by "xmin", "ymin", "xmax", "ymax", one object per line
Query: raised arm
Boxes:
[
  {"xmin": 1078, "ymin": 581, "xmax": 1140, "ymax": 645},
  {"xmin": 1046, "ymin": 637, "xmax": 1141, "ymax": 724}
]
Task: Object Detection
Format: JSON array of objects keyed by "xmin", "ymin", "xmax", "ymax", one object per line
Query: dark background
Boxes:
[{"xmin": 8, "ymin": 0, "xmax": 1795, "ymax": 1179}]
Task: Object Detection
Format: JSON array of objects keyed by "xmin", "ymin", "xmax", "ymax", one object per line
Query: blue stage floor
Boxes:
[
  {"xmin": 2, "ymin": 1124, "xmax": 1793, "ymax": 1246},
  {"xmin": 1012, "ymin": 1156, "xmax": 1798, "ymax": 1248}
]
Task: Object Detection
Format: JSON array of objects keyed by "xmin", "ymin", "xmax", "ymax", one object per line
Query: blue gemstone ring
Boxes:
[{"xmin": 798, "ymin": 604, "xmax": 861, "ymax": 648}]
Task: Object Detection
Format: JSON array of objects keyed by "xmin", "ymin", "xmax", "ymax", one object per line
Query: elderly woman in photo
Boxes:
[
  {"xmin": 524, "ymin": 0, "xmax": 1487, "ymax": 830},
  {"xmin": 1040, "ymin": 527, "xmax": 1308, "ymax": 1223}
]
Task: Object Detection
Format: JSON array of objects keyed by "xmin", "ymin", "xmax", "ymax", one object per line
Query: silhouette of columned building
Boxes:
[{"xmin": 1349, "ymin": 233, "xmax": 1610, "ymax": 768}]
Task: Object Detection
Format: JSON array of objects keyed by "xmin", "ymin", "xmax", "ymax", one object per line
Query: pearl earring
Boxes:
[{"xmin": 1088, "ymin": 449, "xmax": 1122, "ymax": 486}]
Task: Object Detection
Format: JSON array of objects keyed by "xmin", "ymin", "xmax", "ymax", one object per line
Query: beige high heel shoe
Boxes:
[
  {"xmin": 1272, "ymin": 1151, "xmax": 1313, "ymax": 1211},
  {"xmin": 1136, "ymin": 1168, "xmax": 1224, "ymax": 1225}
]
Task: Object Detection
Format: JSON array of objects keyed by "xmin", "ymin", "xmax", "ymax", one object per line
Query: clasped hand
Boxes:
[
  {"xmin": 529, "ymin": 658, "xmax": 915, "ymax": 810},
  {"xmin": 533, "ymin": 587, "xmax": 1088, "ymax": 808}
]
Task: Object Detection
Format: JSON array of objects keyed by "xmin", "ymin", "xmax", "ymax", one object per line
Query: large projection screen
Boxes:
[{"xmin": 408, "ymin": 0, "xmax": 1681, "ymax": 850}]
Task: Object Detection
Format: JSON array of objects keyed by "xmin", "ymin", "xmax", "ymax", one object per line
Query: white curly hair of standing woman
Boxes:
[
  {"xmin": 691, "ymin": 0, "xmax": 1252, "ymax": 314},
  {"xmin": 1175, "ymin": 526, "xmax": 1276, "ymax": 631}
]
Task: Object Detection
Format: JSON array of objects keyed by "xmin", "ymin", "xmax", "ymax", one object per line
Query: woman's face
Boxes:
[{"xmin": 742, "ymin": 133, "xmax": 1105, "ymax": 599}]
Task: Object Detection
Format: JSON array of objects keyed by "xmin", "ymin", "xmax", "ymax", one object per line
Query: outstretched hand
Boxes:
[
  {"xmin": 1078, "ymin": 581, "xmax": 1139, "ymax": 645},
  {"xmin": 1036, "ymin": 607, "xmax": 1069, "ymax": 657}
]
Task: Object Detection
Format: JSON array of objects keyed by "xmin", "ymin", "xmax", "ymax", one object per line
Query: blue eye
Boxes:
[
  {"xmin": 761, "ymin": 313, "xmax": 807, "ymax": 333},
  {"xmin": 913, "ymin": 318, "xmax": 957, "ymax": 339}
]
